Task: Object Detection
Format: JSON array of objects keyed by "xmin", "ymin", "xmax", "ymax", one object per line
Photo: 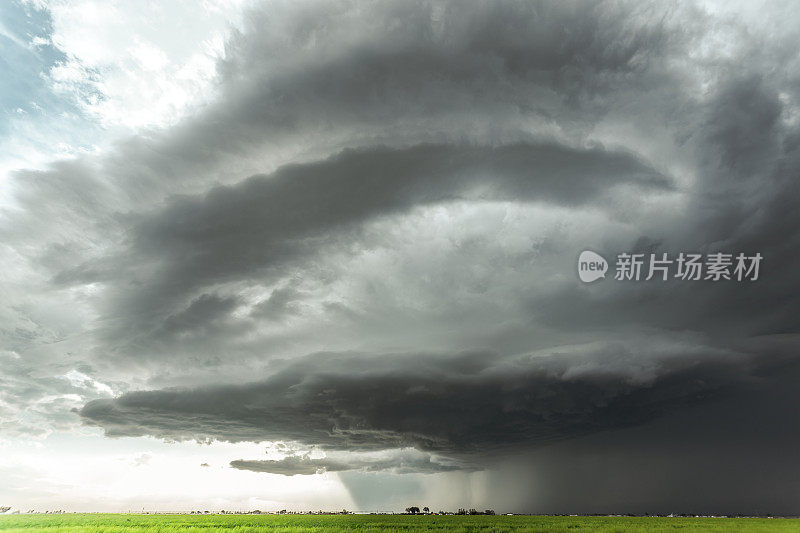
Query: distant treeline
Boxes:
[{"xmin": 404, "ymin": 507, "xmax": 495, "ymax": 515}]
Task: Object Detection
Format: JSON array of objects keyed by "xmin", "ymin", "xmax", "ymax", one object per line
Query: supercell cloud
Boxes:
[{"xmin": 3, "ymin": 0, "xmax": 800, "ymax": 514}]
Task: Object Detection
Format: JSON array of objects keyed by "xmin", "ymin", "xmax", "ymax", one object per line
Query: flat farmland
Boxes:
[{"xmin": 1, "ymin": 514, "xmax": 799, "ymax": 532}]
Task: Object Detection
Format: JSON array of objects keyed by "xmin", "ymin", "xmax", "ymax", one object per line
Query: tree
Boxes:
[
  {"xmin": 423, "ymin": 507, "xmax": 430, "ymax": 514},
  {"xmin": 405, "ymin": 506, "xmax": 421, "ymax": 514}
]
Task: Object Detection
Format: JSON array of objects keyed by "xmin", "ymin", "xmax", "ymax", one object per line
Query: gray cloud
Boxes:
[
  {"xmin": 87, "ymin": 142, "xmax": 669, "ymax": 360},
  {"xmin": 231, "ymin": 449, "xmax": 466, "ymax": 476},
  {"xmin": 80, "ymin": 341, "xmax": 767, "ymax": 457},
  {"xmin": 0, "ymin": 0, "xmax": 700, "ymax": 388}
]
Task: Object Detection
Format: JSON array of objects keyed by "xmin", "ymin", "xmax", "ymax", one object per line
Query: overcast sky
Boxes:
[{"xmin": 2, "ymin": 0, "xmax": 800, "ymax": 515}]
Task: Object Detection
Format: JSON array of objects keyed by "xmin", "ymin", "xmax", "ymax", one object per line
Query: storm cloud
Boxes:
[
  {"xmin": 80, "ymin": 341, "xmax": 763, "ymax": 453},
  {"xmin": 3, "ymin": 0, "xmax": 800, "ymax": 514},
  {"xmin": 230, "ymin": 449, "xmax": 467, "ymax": 476}
]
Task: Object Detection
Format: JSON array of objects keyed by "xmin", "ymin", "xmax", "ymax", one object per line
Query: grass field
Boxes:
[{"xmin": 1, "ymin": 514, "xmax": 799, "ymax": 532}]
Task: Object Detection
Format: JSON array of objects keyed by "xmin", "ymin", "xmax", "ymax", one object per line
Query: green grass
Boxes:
[{"xmin": 0, "ymin": 514, "xmax": 799, "ymax": 532}]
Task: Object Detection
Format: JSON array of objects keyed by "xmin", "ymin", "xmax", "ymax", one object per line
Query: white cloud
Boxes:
[
  {"xmin": 42, "ymin": 0, "xmax": 246, "ymax": 131},
  {"xmin": 63, "ymin": 370, "xmax": 114, "ymax": 397}
]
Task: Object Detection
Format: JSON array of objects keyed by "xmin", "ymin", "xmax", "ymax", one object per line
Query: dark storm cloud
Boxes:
[
  {"xmin": 179, "ymin": 0, "xmax": 687, "ymax": 165},
  {"xmin": 80, "ymin": 343, "xmax": 768, "ymax": 459},
  {"xmin": 523, "ymin": 72, "xmax": 800, "ymax": 343},
  {"xmin": 0, "ymin": 0, "xmax": 693, "ymax": 250},
  {"xmin": 231, "ymin": 450, "xmax": 466, "ymax": 476},
  {"xmin": 0, "ymin": 0, "xmax": 682, "ymax": 237},
  {"xmin": 91, "ymin": 141, "xmax": 669, "ymax": 355},
  {"xmin": 481, "ymin": 336, "xmax": 800, "ymax": 515},
  {"xmin": 0, "ymin": 0, "xmax": 697, "ymax": 377}
]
